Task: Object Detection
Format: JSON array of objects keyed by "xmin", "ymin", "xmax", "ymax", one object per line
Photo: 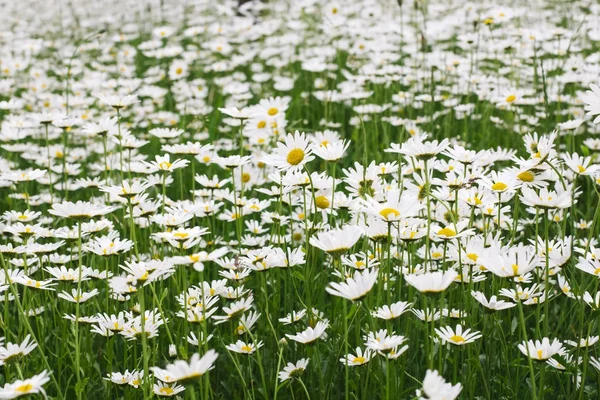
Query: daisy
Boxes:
[
  {"xmin": 471, "ymin": 291, "xmax": 516, "ymax": 310},
  {"xmin": 278, "ymin": 358, "xmax": 309, "ymax": 382},
  {"xmin": 96, "ymin": 94, "xmax": 139, "ymax": 109},
  {"xmin": 262, "ymin": 131, "xmax": 314, "ymax": 171},
  {"xmin": 285, "ymin": 321, "xmax": 329, "ymax": 344},
  {"xmin": 0, "ymin": 335, "xmax": 38, "ymax": 363},
  {"xmin": 518, "ymin": 338, "xmax": 564, "ymax": 360},
  {"xmin": 226, "ymin": 340, "xmax": 263, "ymax": 354},
  {"xmin": 405, "ymin": 270, "xmax": 458, "ymax": 293},
  {"xmin": 582, "ymin": 83, "xmax": 600, "ymax": 123},
  {"xmin": 151, "ymin": 350, "xmax": 218, "ymax": 384},
  {"xmin": 371, "ymin": 301, "xmax": 412, "ymax": 320},
  {"xmin": 309, "ymin": 225, "xmax": 362, "ymax": 257},
  {"xmin": 153, "ymin": 382, "xmax": 185, "ymax": 397},
  {"xmin": 48, "ymin": 201, "xmax": 114, "ymax": 221},
  {"xmin": 417, "ymin": 369, "xmax": 462, "ymax": 400},
  {"xmin": 0, "ymin": 370, "xmax": 51, "ymax": 399},
  {"xmin": 361, "ymin": 189, "xmax": 423, "ymax": 222},
  {"xmin": 340, "ymin": 347, "xmax": 374, "ymax": 366},
  {"xmin": 435, "ymin": 324, "xmax": 482, "ymax": 345},
  {"xmin": 326, "ymin": 269, "xmax": 378, "ymax": 301},
  {"xmin": 144, "ymin": 154, "xmax": 189, "ymax": 173}
]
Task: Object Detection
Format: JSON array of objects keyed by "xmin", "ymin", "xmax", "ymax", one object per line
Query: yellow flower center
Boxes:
[
  {"xmin": 175, "ymin": 67, "xmax": 183, "ymax": 75},
  {"xmin": 536, "ymin": 349, "xmax": 543, "ymax": 359},
  {"xmin": 257, "ymin": 120, "xmax": 266, "ymax": 128},
  {"xmin": 467, "ymin": 253, "xmax": 478, "ymax": 262},
  {"xmin": 511, "ymin": 264, "xmax": 520, "ymax": 275},
  {"xmin": 506, "ymin": 95, "xmax": 516, "ymax": 103},
  {"xmin": 160, "ymin": 387, "xmax": 174, "ymax": 395},
  {"xmin": 449, "ymin": 335, "xmax": 465, "ymax": 343},
  {"xmin": 432, "ymin": 251, "xmax": 443, "ymax": 258},
  {"xmin": 267, "ymin": 107, "xmax": 278, "ymax": 116},
  {"xmin": 241, "ymin": 345, "xmax": 253, "ymax": 352},
  {"xmin": 352, "ymin": 356, "xmax": 366, "ymax": 364},
  {"xmin": 577, "ymin": 165, "xmax": 586, "ymax": 173},
  {"xmin": 159, "ymin": 161, "xmax": 172, "ymax": 170},
  {"xmin": 287, "ymin": 148, "xmax": 305, "ymax": 165},
  {"xmin": 379, "ymin": 208, "xmax": 400, "ymax": 220},
  {"xmin": 492, "ymin": 182, "xmax": 507, "ymax": 191},
  {"xmin": 242, "ymin": 173, "xmax": 250, "ymax": 183},
  {"xmin": 438, "ymin": 227, "xmax": 456, "ymax": 237},
  {"xmin": 315, "ymin": 196, "xmax": 330, "ymax": 209},
  {"xmin": 16, "ymin": 384, "xmax": 33, "ymax": 393},
  {"xmin": 517, "ymin": 171, "xmax": 534, "ymax": 182},
  {"xmin": 174, "ymin": 232, "xmax": 188, "ymax": 239}
]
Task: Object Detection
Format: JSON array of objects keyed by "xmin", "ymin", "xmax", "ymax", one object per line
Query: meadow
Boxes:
[{"xmin": 1, "ymin": 0, "xmax": 600, "ymax": 399}]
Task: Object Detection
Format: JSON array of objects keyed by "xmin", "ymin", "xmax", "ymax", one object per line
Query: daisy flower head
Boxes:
[
  {"xmin": 151, "ymin": 350, "xmax": 218, "ymax": 384},
  {"xmin": 582, "ymin": 83, "xmax": 600, "ymax": 123},
  {"xmin": 340, "ymin": 347, "xmax": 374, "ymax": 366},
  {"xmin": 435, "ymin": 324, "xmax": 482, "ymax": 345},
  {"xmin": 48, "ymin": 201, "xmax": 114, "ymax": 221},
  {"xmin": 285, "ymin": 321, "xmax": 329, "ymax": 344},
  {"xmin": 278, "ymin": 358, "xmax": 309, "ymax": 382},
  {"xmin": 0, "ymin": 370, "xmax": 51, "ymax": 399},
  {"xmin": 309, "ymin": 225, "xmax": 362, "ymax": 257},
  {"xmin": 518, "ymin": 338, "xmax": 564, "ymax": 360},
  {"xmin": 405, "ymin": 270, "xmax": 458, "ymax": 293},
  {"xmin": 326, "ymin": 268, "xmax": 378, "ymax": 301},
  {"xmin": 263, "ymin": 131, "xmax": 314, "ymax": 171},
  {"xmin": 417, "ymin": 369, "xmax": 462, "ymax": 400}
]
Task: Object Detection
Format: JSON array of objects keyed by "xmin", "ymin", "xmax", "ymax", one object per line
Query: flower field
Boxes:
[{"xmin": 1, "ymin": 0, "xmax": 600, "ymax": 399}]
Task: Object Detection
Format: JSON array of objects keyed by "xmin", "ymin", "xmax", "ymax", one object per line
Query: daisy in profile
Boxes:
[
  {"xmin": 0, "ymin": 335, "xmax": 38, "ymax": 363},
  {"xmin": 0, "ymin": 370, "xmax": 51, "ymax": 399},
  {"xmin": 96, "ymin": 93, "xmax": 139, "ymax": 109},
  {"xmin": 226, "ymin": 340, "xmax": 263, "ymax": 354},
  {"xmin": 518, "ymin": 338, "xmax": 564, "ymax": 360},
  {"xmin": 582, "ymin": 83, "xmax": 600, "ymax": 123},
  {"xmin": 371, "ymin": 301, "xmax": 412, "ymax": 320},
  {"xmin": 262, "ymin": 131, "xmax": 314, "ymax": 171},
  {"xmin": 340, "ymin": 347, "xmax": 374, "ymax": 366},
  {"xmin": 309, "ymin": 225, "xmax": 362, "ymax": 257},
  {"xmin": 312, "ymin": 140, "xmax": 350, "ymax": 162},
  {"xmin": 48, "ymin": 201, "xmax": 114, "ymax": 221},
  {"xmin": 405, "ymin": 270, "xmax": 458, "ymax": 293},
  {"xmin": 278, "ymin": 358, "xmax": 309, "ymax": 382},
  {"xmin": 386, "ymin": 136, "xmax": 450, "ymax": 161},
  {"xmin": 153, "ymin": 381, "xmax": 185, "ymax": 397},
  {"xmin": 144, "ymin": 154, "xmax": 189, "ymax": 173},
  {"xmin": 435, "ymin": 325, "xmax": 482, "ymax": 345},
  {"xmin": 471, "ymin": 291, "xmax": 516, "ymax": 311},
  {"xmin": 285, "ymin": 321, "xmax": 329, "ymax": 344},
  {"xmin": 361, "ymin": 189, "xmax": 423, "ymax": 222},
  {"xmin": 326, "ymin": 269, "xmax": 378, "ymax": 301},
  {"xmin": 151, "ymin": 350, "xmax": 218, "ymax": 384},
  {"xmin": 417, "ymin": 369, "xmax": 462, "ymax": 400}
]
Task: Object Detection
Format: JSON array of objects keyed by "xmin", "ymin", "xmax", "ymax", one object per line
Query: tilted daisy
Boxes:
[
  {"xmin": 371, "ymin": 301, "xmax": 412, "ymax": 320},
  {"xmin": 278, "ymin": 358, "xmax": 309, "ymax": 382},
  {"xmin": 417, "ymin": 369, "xmax": 462, "ymax": 400},
  {"xmin": 518, "ymin": 338, "xmax": 565, "ymax": 360},
  {"xmin": 340, "ymin": 347, "xmax": 374, "ymax": 366},
  {"xmin": 405, "ymin": 270, "xmax": 458, "ymax": 293},
  {"xmin": 285, "ymin": 321, "xmax": 329, "ymax": 344},
  {"xmin": 435, "ymin": 324, "xmax": 482, "ymax": 345},
  {"xmin": 48, "ymin": 201, "xmax": 114, "ymax": 221},
  {"xmin": 0, "ymin": 370, "xmax": 51, "ymax": 399},
  {"xmin": 309, "ymin": 225, "xmax": 362, "ymax": 257},
  {"xmin": 153, "ymin": 381, "xmax": 185, "ymax": 397},
  {"xmin": 226, "ymin": 340, "xmax": 264, "ymax": 354},
  {"xmin": 151, "ymin": 350, "xmax": 218, "ymax": 384},
  {"xmin": 326, "ymin": 268, "xmax": 378, "ymax": 301},
  {"xmin": 471, "ymin": 291, "xmax": 516, "ymax": 311}
]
